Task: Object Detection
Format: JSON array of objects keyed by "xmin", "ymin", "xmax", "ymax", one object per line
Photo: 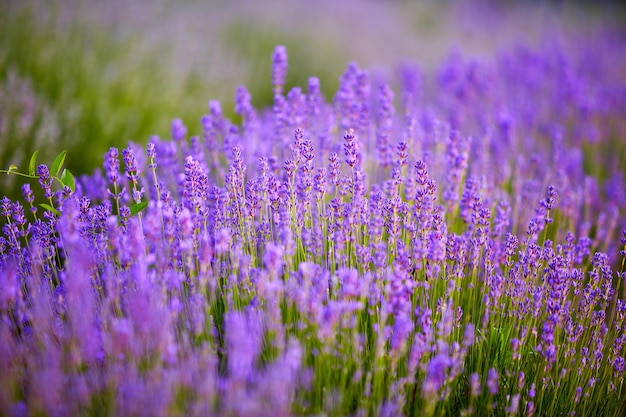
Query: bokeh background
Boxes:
[{"xmin": 1, "ymin": 0, "xmax": 624, "ymax": 200}]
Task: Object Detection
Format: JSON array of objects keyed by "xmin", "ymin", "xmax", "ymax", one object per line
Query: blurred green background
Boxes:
[{"xmin": 1, "ymin": 0, "xmax": 623, "ymax": 200}]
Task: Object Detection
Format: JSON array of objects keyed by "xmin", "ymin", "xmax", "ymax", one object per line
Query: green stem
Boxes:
[{"xmin": 0, "ymin": 170, "xmax": 39, "ymax": 179}]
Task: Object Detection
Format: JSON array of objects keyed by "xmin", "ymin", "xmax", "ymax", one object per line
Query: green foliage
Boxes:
[
  {"xmin": 129, "ymin": 201, "xmax": 149, "ymax": 217},
  {"xmin": 60, "ymin": 169, "xmax": 75, "ymax": 193},
  {"xmin": 0, "ymin": 7, "xmax": 211, "ymax": 200},
  {"xmin": 50, "ymin": 150, "xmax": 67, "ymax": 178},
  {"xmin": 28, "ymin": 150, "xmax": 39, "ymax": 176},
  {"xmin": 39, "ymin": 203, "xmax": 60, "ymax": 216}
]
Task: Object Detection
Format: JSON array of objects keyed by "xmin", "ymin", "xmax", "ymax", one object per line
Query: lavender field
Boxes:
[{"xmin": 1, "ymin": 1, "xmax": 626, "ymax": 416}]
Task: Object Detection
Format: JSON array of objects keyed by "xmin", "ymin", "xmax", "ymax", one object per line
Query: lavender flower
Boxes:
[
  {"xmin": 487, "ymin": 368, "xmax": 499, "ymax": 395},
  {"xmin": 422, "ymin": 352, "xmax": 450, "ymax": 396},
  {"xmin": 122, "ymin": 147, "xmax": 140, "ymax": 184},
  {"xmin": 343, "ymin": 128, "xmax": 359, "ymax": 168},
  {"xmin": 308, "ymin": 76, "xmax": 322, "ymax": 118},
  {"xmin": 263, "ymin": 242, "xmax": 284, "ymax": 276},
  {"xmin": 21, "ymin": 183, "xmax": 35, "ymax": 213},
  {"xmin": 36, "ymin": 164, "xmax": 54, "ymax": 199},
  {"xmin": 272, "ymin": 45, "xmax": 288, "ymax": 96},
  {"xmin": 376, "ymin": 84, "xmax": 394, "ymax": 168},
  {"xmin": 183, "ymin": 156, "xmax": 208, "ymax": 213},
  {"xmin": 1, "ymin": 38, "xmax": 625, "ymax": 417},
  {"xmin": 470, "ymin": 373, "xmax": 481, "ymax": 397},
  {"xmin": 171, "ymin": 118, "xmax": 187, "ymax": 142}
]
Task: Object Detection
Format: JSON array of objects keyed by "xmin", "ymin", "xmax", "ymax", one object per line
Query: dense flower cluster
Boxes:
[{"xmin": 1, "ymin": 39, "xmax": 626, "ymax": 416}]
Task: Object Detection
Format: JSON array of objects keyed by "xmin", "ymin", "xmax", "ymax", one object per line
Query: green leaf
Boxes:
[
  {"xmin": 51, "ymin": 150, "xmax": 67, "ymax": 177},
  {"xmin": 40, "ymin": 203, "xmax": 61, "ymax": 216},
  {"xmin": 29, "ymin": 150, "xmax": 39, "ymax": 176},
  {"xmin": 130, "ymin": 201, "xmax": 148, "ymax": 216},
  {"xmin": 7, "ymin": 164, "xmax": 18, "ymax": 174},
  {"xmin": 60, "ymin": 168, "xmax": 75, "ymax": 192}
]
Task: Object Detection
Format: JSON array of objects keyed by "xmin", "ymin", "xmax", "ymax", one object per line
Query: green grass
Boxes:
[{"xmin": 0, "ymin": 7, "xmax": 214, "ymax": 200}]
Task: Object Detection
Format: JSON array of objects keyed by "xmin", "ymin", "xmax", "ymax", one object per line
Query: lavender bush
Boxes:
[{"xmin": 1, "ymin": 38, "xmax": 626, "ymax": 416}]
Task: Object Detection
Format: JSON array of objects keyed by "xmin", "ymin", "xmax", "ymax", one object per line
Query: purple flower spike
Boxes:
[
  {"xmin": 344, "ymin": 129, "xmax": 358, "ymax": 168},
  {"xmin": 328, "ymin": 152, "xmax": 341, "ymax": 187},
  {"xmin": 506, "ymin": 394, "xmax": 520, "ymax": 415},
  {"xmin": 183, "ymin": 156, "xmax": 209, "ymax": 212},
  {"xmin": 272, "ymin": 45, "xmax": 288, "ymax": 96},
  {"xmin": 36, "ymin": 164, "xmax": 54, "ymax": 199},
  {"xmin": 225, "ymin": 310, "xmax": 263, "ymax": 382},
  {"xmin": 462, "ymin": 323, "xmax": 475, "ymax": 347},
  {"xmin": 487, "ymin": 368, "xmax": 499, "ymax": 395},
  {"xmin": 21, "ymin": 183, "xmax": 34, "ymax": 204},
  {"xmin": 264, "ymin": 242, "xmax": 284, "ymax": 276},
  {"xmin": 215, "ymin": 227, "xmax": 231, "ymax": 254},
  {"xmin": 171, "ymin": 118, "xmax": 187, "ymax": 142},
  {"xmin": 470, "ymin": 373, "xmax": 481, "ymax": 397},
  {"xmin": 1, "ymin": 196, "xmax": 12, "ymax": 217},
  {"xmin": 414, "ymin": 159, "xmax": 429, "ymax": 187},
  {"xmin": 544, "ymin": 185, "xmax": 557, "ymax": 210},
  {"xmin": 122, "ymin": 147, "xmax": 140, "ymax": 185},
  {"xmin": 422, "ymin": 353, "xmax": 450, "ymax": 396},
  {"xmin": 146, "ymin": 141, "xmax": 156, "ymax": 160},
  {"xmin": 574, "ymin": 386, "xmax": 583, "ymax": 403},
  {"xmin": 308, "ymin": 76, "xmax": 321, "ymax": 117},
  {"xmin": 235, "ymin": 85, "xmax": 253, "ymax": 117},
  {"xmin": 104, "ymin": 147, "xmax": 119, "ymax": 186},
  {"xmin": 337, "ymin": 267, "xmax": 362, "ymax": 299},
  {"xmin": 376, "ymin": 84, "xmax": 395, "ymax": 168},
  {"xmin": 2, "ymin": 40, "xmax": 626, "ymax": 417}
]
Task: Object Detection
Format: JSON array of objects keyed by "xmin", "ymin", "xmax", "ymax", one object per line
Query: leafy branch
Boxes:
[
  {"xmin": 2, "ymin": 150, "xmax": 76, "ymax": 192},
  {"xmin": 2, "ymin": 149, "xmax": 148, "ymax": 218},
  {"xmin": 1, "ymin": 150, "xmax": 75, "ymax": 217}
]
